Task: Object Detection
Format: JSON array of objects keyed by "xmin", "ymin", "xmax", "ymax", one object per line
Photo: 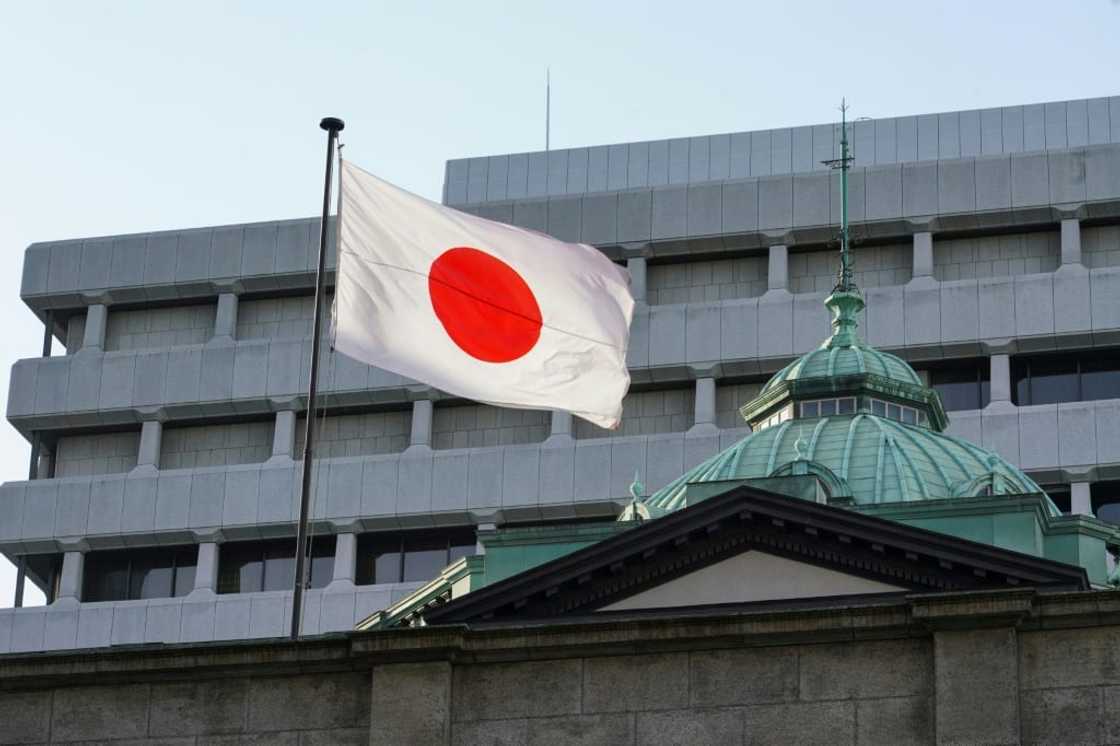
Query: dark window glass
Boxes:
[
  {"xmin": 901, "ymin": 407, "xmax": 917, "ymax": 425},
  {"xmin": 402, "ymin": 534, "xmax": 449, "ymax": 582},
  {"xmin": 1012, "ymin": 358, "xmax": 1030, "ymax": 406},
  {"xmin": 309, "ymin": 547, "xmax": 334, "ymax": 590},
  {"xmin": 837, "ymin": 398, "xmax": 855, "ymax": 415},
  {"xmin": 357, "ymin": 528, "xmax": 477, "ymax": 586},
  {"xmin": 871, "ymin": 399, "xmax": 886, "ymax": 416},
  {"xmin": 819, "ymin": 400, "xmax": 837, "ymax": 416},
  {"xmin": 218, "ymin": 542, "xmax": 262, "ymax": 595},
  {"xmin": 1042, "ymin": 485, "xmax": 1072, "ymax": 514},
  {"xmin": 218, "ymin": 538, "xmax": 335, "ymax": 594},
  {"xmin": 930, "ymin": 361, "xmax": 990, "ymax": 411},
  {"xmin": 1099, "ymin": 503, "xmax": 1120, "ymax": 525},
  {"xmin": 1080, "ymin": 354, "xmax": 1120, "ymax": 402},
  {"xmin": 1028, "ymin": 357, "xmax": 1079, "ymax": 405},
  {"xmin": 131, "ymin": 553, "xmax": 174, "ymax": 600},
  {"xmin": 356, "ymin": 535, "xmax": 403, "ymax": 586},
  {"xmin": 800, "ymin": 401, "xmax": 819, "ymax": 417},
  {"xmin": 262, "ymin": 548, "xmax": 295, "ymax": 592},
  {"xmin": 449, "ymin": 538, "xmax": 476, "ymax": 565},
  {"xmin": 23, "ymin": 554, "xmax": 63, "ymax": 604},
  {"xmin": 83, "ymin": 546, "xmax": 197, "ymax": 601},
  {"xmin": 173, "ymin": 551, "xmax": 196, "ymax": 598},
  {"xmin": 1091, "ymin": 480, "xmax": 1120, "ymax": 525}
]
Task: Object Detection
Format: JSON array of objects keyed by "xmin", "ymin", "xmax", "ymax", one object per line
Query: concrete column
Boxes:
[
  {"xmin": 1060, "ymin": 219, "xmax": 1082, "ymax": 266},
  {"xmin": 934, "ymin": 627, "xmax": 1020, "ymax": 744},
  {"xmin": 626, "ymin": 257, "xmax": 647, "ymax": 303},
  {"xmin": 81, "ymin": 304, "xmax": 108, "ymax": 352},
  {"xmin": 688, "ymin": 377, "xmax": 719, "ymax": 437},
  {"xmin": 767, "ymin": 245, "xmax": 788, "ymax": 291},
  {"xmin": 328, "ymin": 532, "xmax": 357, "ymax": 590},
  {"xmin": 474, "ymin": 523, "xmax": 496, "ymax": 555},
  {"xmin": 133, "ymin": 420, "xmax": 162, "ymax": 474},
  {"xmin": 270, "ymin": 410, "xmax": 298, "ymax": 461},
  {"xmin": 190, "ymin": 542, "xmax": 220, "ymax": 597},
  {"xmin": 34, "ymin": 447, "xmax": 54, "ymax": 480},
  {"xmin": 550, "ymin": 410, "xmax": 573, "ymax": 438},
  {"xmin": 408, "ymin": 400, "xmax": 433, "ymax": 450},
  {"xmin": 912, "ymin": 232, "xmax": 934, "ymax": 278},
  {"xmin": 989, "ymin": 354, "xmax": 1012, "ymax": 405},
  {"xmin": 54, "ymin": 550, "xmax": 84, "ymax": 608},
  {"xmin": 1071, "ymin": 482, "xmax": 1092, "ymax": 516},
  {"xmin": 213, "ymin": 292, "xmax": 239, "ymax": 341}
]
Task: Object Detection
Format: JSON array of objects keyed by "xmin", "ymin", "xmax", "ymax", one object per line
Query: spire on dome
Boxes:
[{"xmin": 822, "ymin": 99, "xmax": 863, "ymax": 348}]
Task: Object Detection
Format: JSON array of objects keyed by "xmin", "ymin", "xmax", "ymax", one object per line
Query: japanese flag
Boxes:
[{"xmin": 333, "ymin": 161, "xmax": 634, "ymax": 429}]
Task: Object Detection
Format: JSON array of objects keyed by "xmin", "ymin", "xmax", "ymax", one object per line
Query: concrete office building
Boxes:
[{"xmin": 3, "ymin": 94, "xmax": 1120, "ymax": 653}]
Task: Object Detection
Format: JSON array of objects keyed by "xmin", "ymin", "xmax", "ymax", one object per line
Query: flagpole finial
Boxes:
[{"xmin": 320, "ymin": 117, "xmax": 345, "ymax": 132}]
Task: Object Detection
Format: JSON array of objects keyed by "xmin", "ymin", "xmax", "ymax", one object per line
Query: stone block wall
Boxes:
[
  {"xmin": 295, "ymin": 410, "xmax": 412, "ymax": 458},
  {"xmin": 574, "ymin": 387, "xmax": 695, "ymax": 439},
  {"xmin": 442, "ymin": 638, "xmax": 932, "ymax": 744},
  {"xmin": 790, "ymin": 243, "xmax": 912, "ymax": 294},
  {"xmin": 0, "ymin": 671, "xmax": 371, "ymax": 745},
  {"xmin": 2, "ymin": 592, "xmax": 1119, "ymax": 745},
  {"xmin": 104, "ymin": 304, "xmax": 216, "ymax": 352},
  {"xmin": 160, "ymin": 421, "xmax": 273, "ymax": 469},
  {"xmin": 237, "ymin": 295, "xmax": 330, "ymax": 341},
  {"xmin": 646, "ymin": 255, "xmax": 768, "ymax": 304},
  {"xmin": 933, "ymin": 230, "xmax": 1061, "ymax": 281},
  {"xmin": 54, "ymin": 430, "xmax": 140, "ymax": 477},
  {"xmin": 431, "ymin": 404, "xmax": 549, "ymax": 450},
  {"xmin": 1083, "ymin": 224, "xmax": 1120, "ymax": 269}
]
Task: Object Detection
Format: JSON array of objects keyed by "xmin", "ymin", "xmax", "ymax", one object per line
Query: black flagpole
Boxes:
[{"xmin": 291, "ymin": 116, "xmax": 345, "ymax": 640}]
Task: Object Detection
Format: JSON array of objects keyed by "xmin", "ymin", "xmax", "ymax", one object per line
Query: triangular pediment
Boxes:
[
  {"xmin": 421, "ymin": 485, "xmax": 1088, "ymax": 626},
  {"xmin": 599, "ymin": 550, "xmax": 905, "ymax": 612}
]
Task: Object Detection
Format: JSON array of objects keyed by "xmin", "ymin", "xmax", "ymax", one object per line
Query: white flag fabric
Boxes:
[{"xmin": 334, "ymin": 161, "xmax": 634, "ymax": 429}]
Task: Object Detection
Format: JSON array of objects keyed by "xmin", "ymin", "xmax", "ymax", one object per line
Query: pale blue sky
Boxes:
[{"xmin": 2, "ymin": 0, "xmax": 1118, "ymax": 604}]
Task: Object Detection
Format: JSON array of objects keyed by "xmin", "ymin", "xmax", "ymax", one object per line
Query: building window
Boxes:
[
  {"xmin": 217, "ymin": 537, "xmax": 335, "ymax": 594},
  {"xmin": 1012, "ymin": 350, "xmax": 1120, "ymax": 406},
  {"xmin": 869, "ymin": 398, "xmax": 924, "ymax": 425},
  {"xmin": 756, "ymin": 405, "xmax": 793, "ymax": 431},
  {"xmin": 1092, "ymin": 480, "xmax": 1120, "ymax": 526},
  {"xmin": 799, "ymin": 398, "xmax": 856, "ymax": 418},
  {"xmin": 83, "ymin": 546, "xmax": 197, "ymax": 602},
  {"xmin": 923, "ymin": 359, "xmax": 991, "ymax": 411},
  {"xmin": 1040, "ymin": 484, "xmax": 1072, "ymax": 514},
  {"xmin": 356, "ymin": 528, "xmax": 476, "ymax": 585},
  {"xmin": 18, "ymin": 553, "xmax": 62, "ymax": 604}
]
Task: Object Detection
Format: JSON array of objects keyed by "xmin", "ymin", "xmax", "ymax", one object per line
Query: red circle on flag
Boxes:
[{"xmin": 428, "ymin": 247, "xmax": 543, "ymax": 363}]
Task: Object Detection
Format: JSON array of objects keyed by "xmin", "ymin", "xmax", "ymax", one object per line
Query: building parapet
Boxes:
[
  {"xmin": 443, "ymin": 97, "xmax": 1120, "ymax": 204},
  {"xmin": 20, "ymin": 145, "xmax": 1120, "ymax": 313}
]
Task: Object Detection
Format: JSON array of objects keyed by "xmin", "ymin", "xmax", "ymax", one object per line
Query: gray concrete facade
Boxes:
[{"xmin": 4, "ymin": 95, "xmax": 1120, "ymax": 652}]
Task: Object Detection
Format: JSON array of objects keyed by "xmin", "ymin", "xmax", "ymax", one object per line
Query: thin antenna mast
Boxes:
[
  {"xmin": 545, "ymin": 68, "xmax": 551, "ymax": 152},
  {"xmin": 823, "ymin": 99, "xmax": 856, "ymax": 294}
]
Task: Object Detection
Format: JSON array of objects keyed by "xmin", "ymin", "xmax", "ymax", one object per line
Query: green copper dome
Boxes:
[
  {"xmin": 760, "ymin": 338, "xmax": 922, "ymax": 395},
  {"xmin": 643, "ymin": 413, "xmax": 1051, "ymax": 514},
  {"xmin": 643, "ymin": 289, "xmax": 1054, "ymax": 516}
]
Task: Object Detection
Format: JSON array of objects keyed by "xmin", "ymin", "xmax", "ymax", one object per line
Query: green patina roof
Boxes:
[
  {"xmin": 644, "ymin": 289, "xmax": 1053, "ymax": 515},
  {"xmin": 643, "ymin": 413, "xmax": 1052, "ymax": 514},
  {"xmin": 760, "ymin": 338, "xmax": 922, "ymax": 395}
]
